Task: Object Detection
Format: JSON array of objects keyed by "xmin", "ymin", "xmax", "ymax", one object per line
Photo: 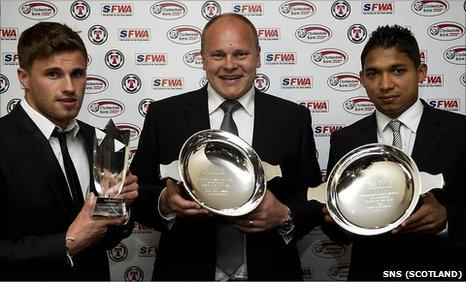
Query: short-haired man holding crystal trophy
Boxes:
[
  {"xmin": 322, "ymin": 25, "xmax": 465, "ymax": 280},
  {"xmin": 130, "ymin": 13, "xmax": 323, "ymax": 280},
  {"xmin": 0, "ymin": 22, "xmax": 138, "ymax": 280}
]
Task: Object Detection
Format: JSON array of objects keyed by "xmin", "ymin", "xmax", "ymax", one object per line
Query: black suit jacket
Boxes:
[
  {"xmin": 324, "ymin": 101, "xmax": 466, "ymax": 280},
  {"xmin": 0, "ymin": 104, "xmax": 131, "ymax": 280},
  {"xmin": 130, "ymin": 87, "xmax": 323, "ymax": 280}
]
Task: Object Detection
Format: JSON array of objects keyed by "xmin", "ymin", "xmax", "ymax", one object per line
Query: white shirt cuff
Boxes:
[{"xmin": 157, "ymin": 187, "xmax": 176, "ymax": 229}]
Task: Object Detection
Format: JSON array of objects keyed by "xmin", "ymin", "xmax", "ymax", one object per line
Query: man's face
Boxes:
[
  {"xmin": 360, "ymin": 47, "xmax": 426, "ymax": 119},
  {"xmin": 202, "ymin": 17, "xmax": 261, "ymax": 100},
  {"xmin": 18, "ymin": 50, "xmax": 87, "ymax": 129}
]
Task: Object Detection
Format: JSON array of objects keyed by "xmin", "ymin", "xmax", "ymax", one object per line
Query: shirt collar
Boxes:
[
  {"xmin": 376, "ymin": 99, "xmax": 423, "ymax": 134},
  {"xmin": 207, "ymin": 84, "xmax": 255, "ymax": 117},
  {"xmin": 21, "ymin": 99, "xmax": 80, "ymax": 139}
]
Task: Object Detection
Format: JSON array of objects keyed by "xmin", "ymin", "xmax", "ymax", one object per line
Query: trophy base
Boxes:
[{"xmin": 92, "ymin": 197, "xmax": 127, "ymax": 218}]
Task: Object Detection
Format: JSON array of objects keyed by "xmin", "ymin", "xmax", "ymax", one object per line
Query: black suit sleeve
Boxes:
[
  {"xmin": 283, "ymin": 108, "xmax": 324, "ymax": 239},
  {"xmin": 320, "ymin": 132, "xmax": 354, "ymax": 245},
  {"xmin": 130, "ymin": 103, "xmax": 166, "ymax": 230},
  {"xmin": 0, "ymin": 232, "xmax": 67, "ymax": 263}
]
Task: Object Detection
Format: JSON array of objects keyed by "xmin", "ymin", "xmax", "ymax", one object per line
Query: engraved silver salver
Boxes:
[
  {"xmin": 159, "ymin": 129, "xmax": 282, "ymax": 216},
  {"xmin": 92, "ymin": 119, "xmax": 130, "ymax": 218},
  {"xmin": 307, "ymin": 143, "xmax": 444, "ymax": 236}
]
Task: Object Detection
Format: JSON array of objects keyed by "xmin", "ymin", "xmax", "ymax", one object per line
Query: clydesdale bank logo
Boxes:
[
  {"xmin": 312, "ymin": 240, "xmax": 347, "ymax": 258},
  {"xmin": 88, "ymin": 99, "xmax": 124, "ymax": 118},
  {"xmin": 279, "ymin": 0, "xmax": 316, "ymax": 19},
  {"xmin": 411, "ymin": 0, "xmax": 449, "ymax": 16},
  {"xmin": 344, "ymin": 97, "xmax": 375, "ymax": 115},
  {"xmin": 327, "ymin": 264, "xmax": 349, "ymax": 280},
  {"xmin": 183, "ymin": 49, "xmax": 203, "ymax": 69},
  {"xmin": 428, "ymin": 21, "xmax": 465, "ymax": 41},
  {"xmin": 19, "ymin": 1, "xmax": 57, "ymax": 20},
  {"xmin": 199, "ymin": 76, "xmax": 209, "ymax": 87},
  {"xmin": 150, "ymin": 1, "xmax": 187, "ymax": 19},
  {"xmin": 295, "ymin": 24, "xmax": 332, "ymax": 44},
  {"xmin": 312, "ymin": 49, "xmax": 348, "ymax": 68},
  {"xmin": 167, "ymin": 25, "xmax": 202, "ymax": 45},
  {"xmin": 443, "ymin": 46, "xmax": 466, "ymax": 65},
  {"xmin": 327, "ymin": 72, "xmax": 361, "ymax": 91},
  {"xmin": 86, "ymin": 75, "xmax": 109, "ymax": 94}
]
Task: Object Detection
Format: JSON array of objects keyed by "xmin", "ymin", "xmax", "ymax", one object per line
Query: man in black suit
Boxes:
[
  {"xmin": 130, "ymin": 13, "xmax": 322, "ymax": 280},
  {"xmin": 323, "ymin": 25, "xmax": 465, "ymax": 280},
  {"xmin": 0, "ymin": 22, "xmax": 138, "ymax": 280}
]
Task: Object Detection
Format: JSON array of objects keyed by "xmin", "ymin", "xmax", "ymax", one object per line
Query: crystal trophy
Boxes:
[{"xmin": 92, "ymin": 119, "xmax": 130, "ymax": 217}]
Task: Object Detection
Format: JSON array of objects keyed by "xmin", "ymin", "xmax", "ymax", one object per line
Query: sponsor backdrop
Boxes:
[{"xmin": 1, "ymin": 0, "xmax": 465, "ymax": 280}]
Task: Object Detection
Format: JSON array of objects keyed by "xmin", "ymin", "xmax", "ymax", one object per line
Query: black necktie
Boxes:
[
  {"xmin": 52, "ymin": 128, "xmax": 85, "ymax": 209},
  {"xmin": 217, "ymin": 100, "xmax": 245, "ymax": 276},
  {"xmin": 219, "ymin": 100, "xmax": 241, "ymax": 135}
]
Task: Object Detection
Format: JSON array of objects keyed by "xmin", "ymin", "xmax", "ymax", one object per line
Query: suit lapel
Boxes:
[
  {"xmin": 184, "ymin": 86, "xmax": 211, "ymax": 133},
  {"xmin": 11, "ymin": 105, "xmax": 76, "ymax": 216},
  {"xmin": 357, "ymin": 113, "xmax": 378, "ymax": 145},
  {"xmin": 411, "ymin": 104, "xmax": 442, "ymax": 169},
  {"xmin": 252, "ymin": 90, "xmax": 279, "ymax": 157}
]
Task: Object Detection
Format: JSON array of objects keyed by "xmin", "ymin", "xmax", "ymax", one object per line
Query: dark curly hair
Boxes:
[{"xmin": 361, "ymin": 25, "xmax": 421, "ymax": 68}]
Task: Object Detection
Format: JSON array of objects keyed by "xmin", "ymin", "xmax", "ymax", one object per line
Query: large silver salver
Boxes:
[
  {"xmin": 159, "ymin": 129, "xmax": 282, "ymax": 216},
  {"xmin": 307, "ymin": 143, "xmax": 444, "ymax": 236},
  {"xmin": 92, "ymin": 119, "xmax": 130, "ymax": 217}
]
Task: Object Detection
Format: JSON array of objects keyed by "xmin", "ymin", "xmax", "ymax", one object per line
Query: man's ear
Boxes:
[
  {"xmin": 255, "ymin": 46, "xmax": 261, "ymax": 68},
  {"xmin": 17, "ymin": 68, "xmax": 30, "ymax": 90},
  {"xmin": 359, "ymin": 70, "xmax": 366, "ymax": 88},
  {"xmin": 417, "ymin": 63, "xmax": 427, "ymax": 83}
]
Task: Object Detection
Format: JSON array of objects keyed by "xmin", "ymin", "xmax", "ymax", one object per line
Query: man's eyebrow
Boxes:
[{"xmin": 42, "ymin": 67, "xmax": 62, "ymax": 72}]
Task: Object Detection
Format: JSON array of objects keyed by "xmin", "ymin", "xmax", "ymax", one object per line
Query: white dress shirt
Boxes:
[
  {"xmin": 21, "ymin": 99, "xmax": 90, "ymax": 201},
  {"xmin": 375, "ymin": 98, "xmax": 423, "ymax": 155},
  {"xmin": 208, "ymin": 84, "xmax": 254, "ymax": 281},
  {"xmin": 208, "ymin": 84, "xmax": 255, "ymax": 144}
]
